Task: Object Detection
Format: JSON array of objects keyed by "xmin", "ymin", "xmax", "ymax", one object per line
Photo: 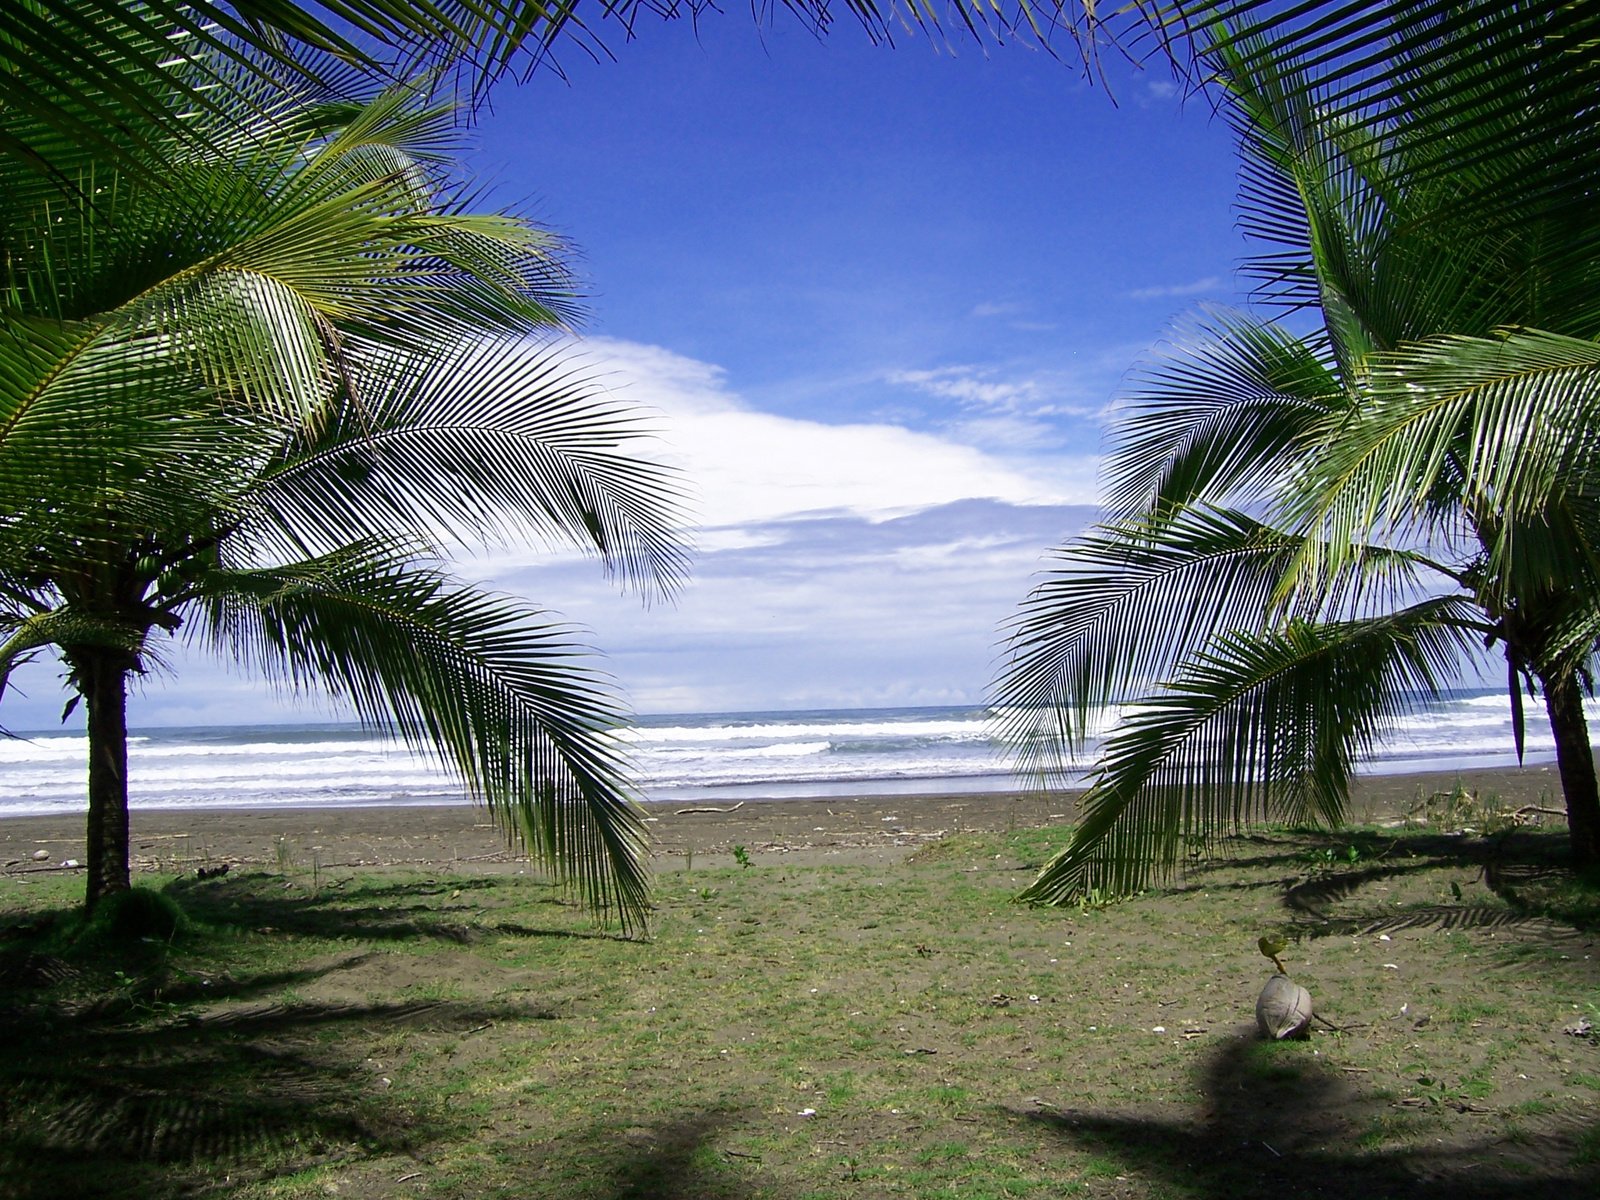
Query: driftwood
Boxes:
[{"xmin": 673, "ymin": 802, "xmax": 746, "ymax": 815}]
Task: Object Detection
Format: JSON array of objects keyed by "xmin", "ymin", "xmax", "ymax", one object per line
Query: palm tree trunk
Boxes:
[
  {"xmin": 1539, "ymin": 667, "xmax": 1600, "ymax": 868},
  {"xmin": 79, "ymin": 649, "xmax": 132, "ymax": 910}
]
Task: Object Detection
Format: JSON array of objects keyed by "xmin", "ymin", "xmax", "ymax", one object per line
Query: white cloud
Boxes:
[
  {"xmin": 486, "ymin": 499, "xmax": 1101, "ymax": 714},
  {"xmin": 970, "ymin": 301, "xmax": 1024, "ymax": 319},
  {"xmin": 1125, "ymin": 276, "xmax": 1225, "ymax": 301},
  {"xmin": 579, "ymin": 338, "xmax": 1083, "ymax": 528}
]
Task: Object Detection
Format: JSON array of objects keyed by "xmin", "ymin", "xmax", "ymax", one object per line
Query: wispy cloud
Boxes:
[
  {"xmin": 886, "ymin": 366, "xmax": 1041, "ymax": 410},
  {"xmin": 1125, "ymin": 275, "xmax": 1224, "ymax": 301},
  {"xmin": 970, "ymin": 301, "xmax": 1023, "ymax": 319},
  {"xmin": 884, "ymin": 365, "xmax": 1101, "ymax": 422}
]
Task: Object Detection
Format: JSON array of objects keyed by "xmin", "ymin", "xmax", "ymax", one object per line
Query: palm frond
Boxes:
[
  {"xmin": 193, "ymin": 546, "xmax": 652, "ymax": 930},
  {"xmin": 242, "ymin": 335, "xmax": 690, "ymax": 596},
  {"xmin": 1193, "ymin": 2, "xmax": 1600, "ymax": 202},
  {"xmin": 1291, "ymin": 329, "xmax": 1600, "ymax": 591},
  {"xmin": 0, "ymin": 314, "xmax": 261, "ymax": 532},
  {"xmin": 994, "ymin": 508, "xmax": 1309, "ymax": 776},
  {"xmin": 1105, "ymin": 306, "xmax": 1343, "ymax": 516},
  {"xmin": 993, "ymin": 502, "xmax": 1445, "ymax": 781},
  {"xmin": 1017, "ymin": 598, "xmax": 1481, "ymax": 905},
  {"xmin": 0, "ymin": 0, "xmax": 1110, "ymax": 183},
  {"xmin": 0, "ymin": 610, "xmax": 148, "ymax": 701},
  {"xmin": 1209, "ymin": 2, "xmax": 1600, "ymax": 348}
]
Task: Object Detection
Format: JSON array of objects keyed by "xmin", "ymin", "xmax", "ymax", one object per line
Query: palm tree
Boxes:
[
  {"xmin": 0, "ymin": 64, "xmax": 685, "ymax": 926},
  {"xmin": 993, "ymin": 7, "xmax": 1600, "ymax": 904}
]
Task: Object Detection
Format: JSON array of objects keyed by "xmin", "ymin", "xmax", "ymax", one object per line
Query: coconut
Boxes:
[{"xmin": 1256, "ymin": 974, "xmax": 1313, "ymax": 1040}]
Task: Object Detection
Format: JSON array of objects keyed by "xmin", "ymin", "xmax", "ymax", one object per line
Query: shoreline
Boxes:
[{"xmin": 0, "ymin": 761, "xmax": 1569, "ymax": 876}]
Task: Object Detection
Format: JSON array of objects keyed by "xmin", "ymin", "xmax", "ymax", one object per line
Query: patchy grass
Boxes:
[{"xmin": 1, "ymin": 826, "xmax": 1597, "ymax": 1199}]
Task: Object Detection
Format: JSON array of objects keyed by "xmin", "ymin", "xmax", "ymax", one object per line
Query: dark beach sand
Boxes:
[{"xmin": 0, "ymin": 761, "xmax": 1571, "ymax": 877}]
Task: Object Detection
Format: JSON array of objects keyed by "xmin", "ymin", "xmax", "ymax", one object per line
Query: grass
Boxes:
[{"xmin": 0, "ymin": 825, "xmax": 1597, "ymax": 1198}]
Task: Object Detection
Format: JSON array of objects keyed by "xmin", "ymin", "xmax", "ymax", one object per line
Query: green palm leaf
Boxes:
[
  {"xmin": 1291, "ymin": 330, "xmax": 1600, "ymax": 596},
  {"xmin": 245, "ymin": 335, "xmax": 688, "ymax": 593},
  {"xmin": 995, "ymin": 503, "xmax": 1440, "ymax": 781},
  {"xmin": 1017, "ymin": 599, "xmax": 1482, "ymax": 905},
  {"xmin": 194, "ymin": 547, "xmax": 652, "ymax": 930},
  {"xmin": 998, "ymin": 508, "xmax": 1307, "ymax": 769},
  {"xmin": 1105, "ymin": 307, "xmax": 1343, "ymax": 516}
]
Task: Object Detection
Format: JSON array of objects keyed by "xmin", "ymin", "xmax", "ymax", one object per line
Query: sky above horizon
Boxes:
[{"xmin": 5, "ymin": 17, "xmax": 1255, "ymax": 729}]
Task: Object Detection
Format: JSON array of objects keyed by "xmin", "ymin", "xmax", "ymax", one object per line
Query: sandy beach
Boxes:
[{"xmin": 0, "ymin": 761, "xmax": 1571, "ymax": 877}]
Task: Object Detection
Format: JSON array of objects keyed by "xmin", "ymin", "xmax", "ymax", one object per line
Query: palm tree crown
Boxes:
[
  {"xmin": 994, "ymin": 5, "xmax": 1600, "ymax": 904},
  {"xmin": 0, "ymin": 59, "xmax": 686, "ymax": 928}
]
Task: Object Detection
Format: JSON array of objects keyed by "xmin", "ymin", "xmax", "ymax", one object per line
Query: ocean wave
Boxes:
[
  {"xmin": 625, "ymin": 716, "xmax": 993, "ymax": 746},
  {"xmin": 0, "ymin": 697, "xmax": 1587, "ymax": 818}
]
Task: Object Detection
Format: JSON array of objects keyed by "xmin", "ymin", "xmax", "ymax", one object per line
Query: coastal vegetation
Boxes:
[
  {"xmin": 996, "ymin": 3, "xmax": 1600, "ymax": 903},
  {"xmin": 0, "ymin": 56, "xmax": 685, "ymax": 922}
]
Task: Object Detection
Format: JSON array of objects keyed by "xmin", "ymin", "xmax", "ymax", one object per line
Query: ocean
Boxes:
[{"xmin": 0, "ymin": 690, "xmax": 1590, "ymax": 818}]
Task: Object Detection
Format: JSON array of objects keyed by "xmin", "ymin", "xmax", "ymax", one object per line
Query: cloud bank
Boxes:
[{"xmin": 2, "ymin": 339, "xmax": 1105, "ymax": 727}]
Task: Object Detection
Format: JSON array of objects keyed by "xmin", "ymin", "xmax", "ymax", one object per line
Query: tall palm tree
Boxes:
[
  {"xmin": 993, "ymin": 7, "xmax": 1600, "ymax": 904},
  {"xmin": 0, "ymin": 63, "xmax": 686, "ymax": 926}
]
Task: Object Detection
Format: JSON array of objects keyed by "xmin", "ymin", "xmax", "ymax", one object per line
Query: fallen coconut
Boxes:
[
  {"xmin": 30, "ymin": 849, "xmax": 49, "ymax": 862},
  {"xmin": 1256, "ymin": 973, "xmax": 1313, "ymax": 1040}
]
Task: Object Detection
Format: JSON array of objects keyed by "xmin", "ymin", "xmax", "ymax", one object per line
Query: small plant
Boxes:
[
  {"xmin": 1411, "ymin": 1074, "xmax": 1456, "ymax": 1107},
  {"xmin": 82, "ymin": 886, "xmax": 189, "ymax": 946},
  {"xmin": 273, "ymin": 836, "xmax": 295, "ymax": 872},
  {"xmin": 1076, "ymin": 887, "xmax": 1118, "ymax": 913},
  {"xmin": 110, "ymin": 968, "xmax": 182, "ymax": 1018},
  {"xmin": 1299, "ymin": 843, "xmax": 1362, "ymax": 870},
  {"xmin": 1408, "ymin": 783, "xmax": 1514, "ymax": 834},
  {"xmin": 732, "ymin": 845, "xmax": 752, "ymax": 869},
  {"xmin": 1258, "ymin": 932, "xmax": 1290, "ymax": 973}
]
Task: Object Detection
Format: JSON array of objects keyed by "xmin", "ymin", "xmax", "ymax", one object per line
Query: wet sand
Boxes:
[{"xmin": 0, "ymin": 761, "xmax": 1571, "ymax": 876}]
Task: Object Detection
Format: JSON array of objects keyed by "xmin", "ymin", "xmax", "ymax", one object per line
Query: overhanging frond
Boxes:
[
  {"xmin": 1017, "ymin": 598, "xmax": 1481, "ymax": 905},
  {"xmin": 192, "ymin": 547, "xmax": 652, "ymax": 930},
  {"xmin": 1106, "ymin": 306, "xmax": 1343, "ymax": 516},
  {"xmin": 243, "ymin": 335, "xmax": 690, "ymax": 597},
  {"xmin": 993, "ymin": 508, "xmax": 1306, "ymax": 776}
]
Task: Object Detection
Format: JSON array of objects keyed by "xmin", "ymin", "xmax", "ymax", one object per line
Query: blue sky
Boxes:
[
  {"xmin": 460, "ymin": 21, "xmax": 1251, "ymax": 716},
  {"xmin": 7, "ymin": 19, "xmax": 1254, "ymax": 727}
]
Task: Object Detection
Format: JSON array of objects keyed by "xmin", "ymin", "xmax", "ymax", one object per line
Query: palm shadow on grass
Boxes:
[
  {"xmin": 597, "ymin": 1113, "xmax": 757, "ymax": 1200},
  {"xmin": 1162, "ymin": 827, "xmax": 1600, "ymax": 940},
  {"xmin": 0, "ymin": 953, "xmax": 557, "ymax": 1200},
  {"xmin": 1011, "ymin": 1034, "xmax": 1600, "ymax": 1199},
  {"xmin": 0, "ymin": 870, "xmax": 614, "ymax": 1200},
  {"xmin": 164, "ymin": 870, "xmax": 630, "ymax": 944}
]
